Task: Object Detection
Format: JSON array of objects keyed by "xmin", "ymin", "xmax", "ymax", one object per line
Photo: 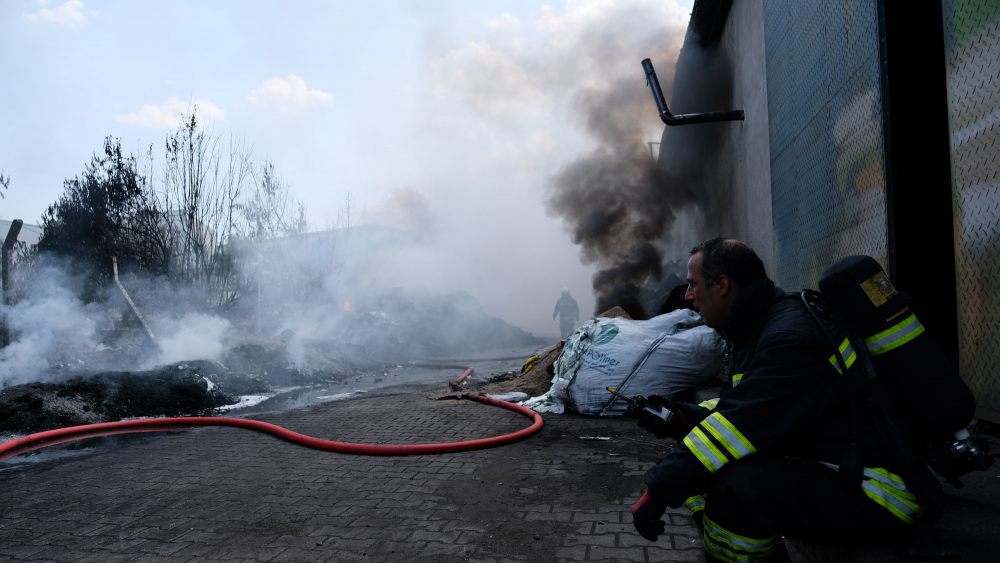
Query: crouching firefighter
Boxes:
[{"xmin": 628, "ymin": 238, "xmax": 984, "ymax": 563}]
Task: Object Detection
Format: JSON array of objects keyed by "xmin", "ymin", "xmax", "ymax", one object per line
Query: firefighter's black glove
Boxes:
[
  {"xmin": 631, "ymin": 488, "xmax": 667, "ymax": 541},
  {"xmin": 623, "ymin": 394, "xmax": 671, "ymax": 417},
  {"xmin": 633, "ymin": 395, "xmax": 683, "ymax": 440}
]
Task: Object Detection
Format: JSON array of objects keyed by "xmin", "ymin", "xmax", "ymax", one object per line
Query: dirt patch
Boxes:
[{"xmin": 595, "ymin": 306, "xmax": 633, "ymax": 320}]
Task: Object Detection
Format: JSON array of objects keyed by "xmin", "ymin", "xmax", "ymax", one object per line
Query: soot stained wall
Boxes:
[
  {"xmin": 661, "ymin": 0, "xmax": 773, "ymax": 274},
  {"xmin": 702, "ymin": 0, "xmax": 774, "ymax": 274}
]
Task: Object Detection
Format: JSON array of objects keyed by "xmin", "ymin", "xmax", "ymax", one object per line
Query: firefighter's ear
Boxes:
[{"xmin": 716, "ymin": 274, "xmax": 734, "ymax": 297}]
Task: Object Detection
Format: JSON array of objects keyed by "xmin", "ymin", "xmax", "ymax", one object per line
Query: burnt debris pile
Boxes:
[
  {"xmin": 0, "ymin": 335, "xmax": 369, "ymax": 436},
  {"xmin": 0, "ymin": 362, "xmax": 239, "ymax": 435},
  {"xmin": 221, "ymin": 330, "xmax": 363, "ymax": 389},
  {"xmin": 0, "ymin": 285, "xmax": 543, "ymax": 435}
]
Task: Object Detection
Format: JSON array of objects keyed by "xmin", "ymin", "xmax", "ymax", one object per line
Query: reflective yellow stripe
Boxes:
[
  {"xmin": 731, "ymin": 373, "xmax": 744, "ymax": 386},
  {"xmin": 683, "ymin": 427, "xmax": 728, "ymax": 473},
  {"xmin": 703, "ymin": 514, "xmax": 777, "ymax": 562},
  {"xmin": 863, "ymin": 467, "xmax": 914, "ymax": 497},
  {"xmin": 864, "ymin": 313, "xmax": 925, "ymax": 356},
  {"xmin": 699, "ymin": 398, "xmax": 720, "ymax": 410},
  {"xmin": 822, "ymin": 462, "xmax": 922, "ymax": 524},
  {"xmin": 700, "ymin": 412, "xmax": 757, "ymax": 460},
  {"xmin": 862, "ymin": 480, "xmax": 921, "ymax": 524},
  {"xmin": 685, "ymin": 494, "xmax": 706, "ymax": 514},
  {"xmin": 828, "ymin": 337, "xmax": 857, "ymax": 375}
]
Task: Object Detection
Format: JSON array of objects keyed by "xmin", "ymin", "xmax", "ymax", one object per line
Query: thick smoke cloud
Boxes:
[
  {"xmin": 546, "ymin": 83, "xmax": 689, "ymax": 318},
  {"xmin": 545, "ymin": 25, "xmax": 736, "ymax": 319},
  {"xmin": 0, "ymin": 259, "xmax": 245, "ymax": 386},
  {"xmin": 376, "ymin": 0, "xmax": 694, "ymax": 329}
]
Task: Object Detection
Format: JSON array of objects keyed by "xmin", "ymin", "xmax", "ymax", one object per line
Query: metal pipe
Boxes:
[
  {"xmin": 2, "ymin": 219, "xmax": 22, "ymax": 305},
  {"xmin": 641, "ymin": 58, "xmax": 744, "ymax": 126},
  {"xmin": 113, "ymin": 256, "xmax": 157, "ymax": 344}
]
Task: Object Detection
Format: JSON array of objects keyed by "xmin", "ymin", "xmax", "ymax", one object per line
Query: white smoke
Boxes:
[
  {"xmin": 0, "ymin": 264, "xmax": 101, "ymax": 386},
  {"xmin": 149, "ymin": 313, "xmax": 231, "ymax": 366},
  {"xmin": 0, "ymin": 258, "xmax": 239, "ymax": 386}
]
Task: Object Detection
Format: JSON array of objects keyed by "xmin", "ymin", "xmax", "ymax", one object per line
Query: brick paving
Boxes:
[{"xmin": 0, "ymin": 390, "xmax": 703, "ymax": 562}]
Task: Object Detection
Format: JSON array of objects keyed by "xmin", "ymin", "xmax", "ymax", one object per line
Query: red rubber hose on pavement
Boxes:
[
  {"xmin": 0, "ymin": 393, "xmax": 542, "ymax": 462},
  {"xmin": 454, "ymin": 367, "xmax": 473, "ymax": 384}
]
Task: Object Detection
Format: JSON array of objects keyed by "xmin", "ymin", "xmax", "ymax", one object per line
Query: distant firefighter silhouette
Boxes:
[{"xmin": 553, "ymin": 288, "xmax": 580, "ymax": 338}]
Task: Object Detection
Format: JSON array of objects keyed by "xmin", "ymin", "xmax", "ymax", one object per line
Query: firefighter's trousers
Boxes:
[
  {"xmin": 560, "ymin": 318, "xmax": 575, "ymax": 338},
  {"xmin": 692, "ymin": 456, "xmax": 914, "ymax": 563}
]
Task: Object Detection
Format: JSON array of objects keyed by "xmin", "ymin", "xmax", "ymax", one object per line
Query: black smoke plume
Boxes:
[{"xmin": 546, "ymin": 36, "xmax": 734, "ymax": 320}]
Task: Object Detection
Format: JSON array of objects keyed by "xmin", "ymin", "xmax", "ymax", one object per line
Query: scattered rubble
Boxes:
[
  {"xmin": 484, "ymin": 370, "xmax": 521, "ymax": 384},
  {"xmin": 0, "ymin": 329, "xmax": 382, "ymax": 435},
  {"xmin": 221, "ymin": 330, "xmax": 364, "ymax": 388}
]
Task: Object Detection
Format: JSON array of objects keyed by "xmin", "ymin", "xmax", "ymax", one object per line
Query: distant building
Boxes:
[{"xmin": 0, "ymin": 219, "xmax": 42, "ymax": 246}]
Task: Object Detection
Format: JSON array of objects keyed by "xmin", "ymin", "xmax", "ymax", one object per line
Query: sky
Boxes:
[{"xmin": 0, "ymin": 0, "xmax": 694, "ymax": 337}]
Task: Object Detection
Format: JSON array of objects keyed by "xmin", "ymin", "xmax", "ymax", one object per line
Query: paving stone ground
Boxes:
[
  {"xmin": 3, "ymin": 387, "xmax": 997, "ymax": 563},
  {"xmin": 0, "ymin": 390, "xmax": 702, "ymax": 563}
]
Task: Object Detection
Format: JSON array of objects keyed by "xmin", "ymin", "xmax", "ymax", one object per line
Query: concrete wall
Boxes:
[{"xmin": 698, "ymin": 0, "xmax": 775, "ymax": 274}]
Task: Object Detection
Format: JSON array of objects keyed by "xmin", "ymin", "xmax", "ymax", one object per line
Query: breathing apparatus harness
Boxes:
[{"xmin": 793, "ymin": 257, "xmax": 992, "ymax": 523}]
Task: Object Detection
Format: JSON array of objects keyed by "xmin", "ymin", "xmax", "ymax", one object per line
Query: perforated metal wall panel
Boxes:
[
  {"xmin": 763, "ymin": 0, "xmax": 888, "ymax": 291},
  {"xmin": 942, "ymin": 0, "xmax": 1000, "ymax": 421}
]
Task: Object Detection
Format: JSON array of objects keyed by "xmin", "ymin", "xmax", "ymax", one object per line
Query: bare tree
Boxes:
[
  {"xmin": 237, "ymin": 160, "xmax": 313, "ymax": 330},
  {"xmin": 28, "ymin": 110, "xmax": 311, "ymax": 327},
  {"xmin": 240, "ymin": 160, "xmax": 305, "ymax": 241},
  {"xmin": 157, "ymin": 113, "xmax": 256, "ymax": 312}
]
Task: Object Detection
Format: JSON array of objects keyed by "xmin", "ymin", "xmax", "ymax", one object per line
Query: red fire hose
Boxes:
[
  {"xmin": 0, "ymin": 393, "xmax": 543, "ymax": 462},
  {"xmin": 403, "ymin": 362, "xmax": 473, "ymax": 386},
  {"xmin": 454, "ymin": 367, "xmax": 473, "ymax": 384}
]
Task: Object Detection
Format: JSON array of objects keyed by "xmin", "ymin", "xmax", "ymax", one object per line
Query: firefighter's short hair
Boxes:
[{"xmin": 690, "ymin": 238, "xmax": 767, "ymax": 289}]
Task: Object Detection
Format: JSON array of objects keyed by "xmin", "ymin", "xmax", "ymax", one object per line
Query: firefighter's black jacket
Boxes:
[{"xmin": 644, "ymin": 278, "xmax": 896, "ymax": 508}]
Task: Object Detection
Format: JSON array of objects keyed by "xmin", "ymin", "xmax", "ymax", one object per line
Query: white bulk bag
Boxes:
[{"xmin": 523, "ymin": 309, "xmax": 725, "ymax": 415}]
